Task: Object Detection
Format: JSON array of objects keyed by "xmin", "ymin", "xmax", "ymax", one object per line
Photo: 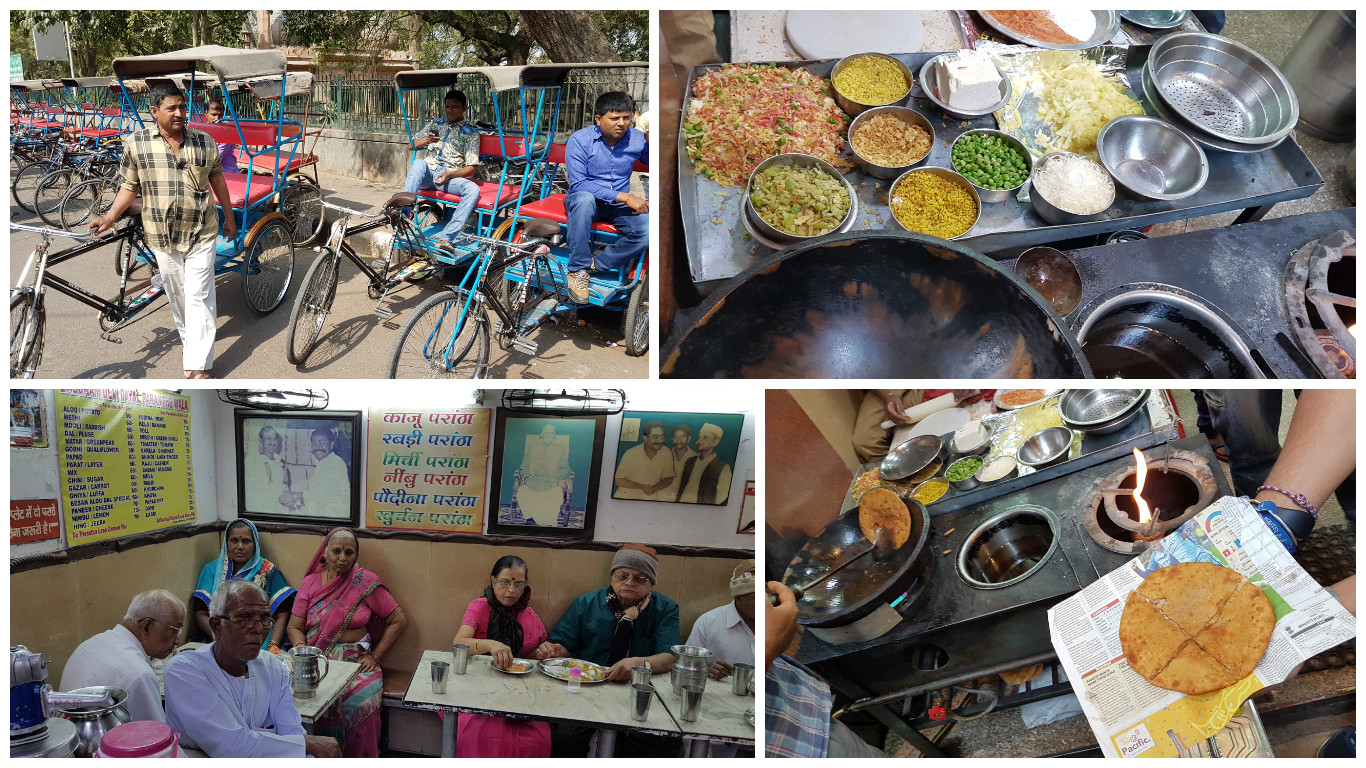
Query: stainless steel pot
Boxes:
[
  {"xmin": 50, "ymin": 686, "xmax": 132, "ymax": 758},
  {"xmin": 1280, "ymin": 10, "xmax": 1355, "ymax": 141},
  {"xmin": 670, "ymin": 645, "xmax": 713, "ymax": 695}
]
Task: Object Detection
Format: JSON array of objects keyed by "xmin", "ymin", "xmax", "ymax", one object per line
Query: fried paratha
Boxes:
[{"xmin": 858, "ymin": 487, "xmax": 911, "ymax": 548}]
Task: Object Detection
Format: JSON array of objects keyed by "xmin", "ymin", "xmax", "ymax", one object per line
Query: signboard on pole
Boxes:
[
  {"xmin": 33, "ymin": 23, "xmax": 67, "ymax": 62},
  {"xmin": 10, "ymin": 55, "xmax": 23, "ymax": 80}
]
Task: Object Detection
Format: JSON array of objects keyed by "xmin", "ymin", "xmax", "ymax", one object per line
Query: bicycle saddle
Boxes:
[
  {"xmin": 384, "ymin": 191, "xmax": 417, "ymax": 209},
  {"xmin": 520, "ymin": 218, "xmax": 560, "ymax": 239},
  {"xmin": 122, "ymin": 199, "xmax": 143, "ymax": 219}
]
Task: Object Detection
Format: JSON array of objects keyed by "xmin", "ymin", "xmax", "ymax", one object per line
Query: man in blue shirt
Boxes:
[
  {"xmin": 402, "ymin": 89, "xmax": 482, "ymax": 255},
  {"xmin": 562, "ymin": 91, "xmax": 649, "ymax": 304}
]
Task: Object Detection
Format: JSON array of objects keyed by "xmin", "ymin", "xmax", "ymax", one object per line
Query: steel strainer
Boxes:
[
  {"xmin": 1059, "ymin": 389, "xmax": 1149, "ymax": 426},
  {"xmin": 1147, "ymin": 32, "xmax": 1299, "ymax": 145}
]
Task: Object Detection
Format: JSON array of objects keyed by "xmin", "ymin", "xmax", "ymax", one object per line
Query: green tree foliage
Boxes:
[{"xmin": 11, "ymin": 10, "xmax": 249, "ymax": 77}]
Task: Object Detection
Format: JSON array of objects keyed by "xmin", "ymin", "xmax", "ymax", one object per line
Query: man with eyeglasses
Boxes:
[
  {"xmin": 165, "ymin": 580, "xmax": 341, "ymax": 758},
  {"xmin": 61, "ymin": 589, "xmax": 186, "ymax": 723},
  {"xmin": 538, "ymin": 543, "xmax": 680, "ymax": 756},
  {"xmin": 91, "ymin": 81, "xmax": 235, "ymax": 380}
]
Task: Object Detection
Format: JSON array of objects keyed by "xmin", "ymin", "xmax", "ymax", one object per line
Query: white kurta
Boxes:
[
  {"xmin": 613, "ymin": 443, "xmax": 676, "ymax": 500},
  {"xmin": 245, "ymin": 454, "xmax": 288, "ymax": 513},
  {"xmin": 164, "ymin": 643, "xmax": 306, "ymax": 757},
  {"xmin": 60, "ymin": 624, "xmax": 165, "ymax": 723},
  {"xmin": 303, "ymin": 451, "xmax": 350, "ymax": 517}
]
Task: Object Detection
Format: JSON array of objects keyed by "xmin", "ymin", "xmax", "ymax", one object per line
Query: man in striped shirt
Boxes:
[{"xmin": 92, "ymin": 82, "xmax": 235, "ymax": 379}]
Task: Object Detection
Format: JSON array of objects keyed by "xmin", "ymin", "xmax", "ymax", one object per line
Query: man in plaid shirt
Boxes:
[
  {"xmin": 402, "ymin": 88, "xmax": 481, "ymax": 260},
  {"xmin": 92, "ymin": 82, "xmax": 235, "ymax": 379}
]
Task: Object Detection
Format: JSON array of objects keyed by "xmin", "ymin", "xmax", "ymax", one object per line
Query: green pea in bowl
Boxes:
[{"xmin": 949, "ymin": 128, "xmax": 1034, "ymax": 204}]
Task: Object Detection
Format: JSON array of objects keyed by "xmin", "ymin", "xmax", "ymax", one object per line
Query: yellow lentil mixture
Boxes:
[
  {"xmin": 913, "ymin": 478, "xmax": 949, "ymax": 504},
  {"xmin": 890, "ymin": 172, "xmax": 978, "ymax": 238},
  {"xmin": 851, "ymin": 114, "xmax": 932, "ymax": 167},
  {"xmin": 833, "ymin": 56, "xmax": 911, "ymax": 106}
]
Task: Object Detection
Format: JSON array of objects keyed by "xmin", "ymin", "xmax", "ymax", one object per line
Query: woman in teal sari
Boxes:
[{"xmin": 191, "ymin": 518, "xmax": 295, "ymax": 652}]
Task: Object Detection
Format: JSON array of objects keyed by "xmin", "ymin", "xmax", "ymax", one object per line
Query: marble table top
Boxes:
[
  {"xmin": 404, "ymin": 650, "xmax": 680, "ymax": 736},
  {"xmin": 658, "ymin": 677, "xmax": 757, "ymax": 743}
]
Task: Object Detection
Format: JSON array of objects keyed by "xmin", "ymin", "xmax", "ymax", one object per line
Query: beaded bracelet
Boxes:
[{"xmin": 1257, "ymin": 485, "xmax": 1318, "ymax": 518}]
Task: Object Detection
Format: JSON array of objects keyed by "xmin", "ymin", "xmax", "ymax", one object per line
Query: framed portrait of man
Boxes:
[
  {"xmin": 488, "ymin": 412, "xmax": 607, "ymax": 538},
  {"xmin": 234, "ymin": 410, "xmax": 362, "ymax": 525},
  {"xmin": 611, "ymin": 411, "xmax": 746, "ymax": 505}
]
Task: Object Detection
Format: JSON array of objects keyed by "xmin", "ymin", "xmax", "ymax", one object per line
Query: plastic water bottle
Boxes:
[{"xmin": 568, "ymin": 667, "xmax": 582, "ymax": 694}]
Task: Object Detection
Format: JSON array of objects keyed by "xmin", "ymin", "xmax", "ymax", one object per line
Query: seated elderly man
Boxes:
[
  {"xmin": 537, "ymin": 543, "xmax": 679, "ymax": 757},
  {"xmin": 61, "ymin": 589, "xmax": 186, "ymax": 723},
  {"xmin": 165, "ymin": 580, "xmax": 341, "ymax": 758},
  {"xmin": 685, "ymin": 560, "xmax": 756, "ymax": 757}
]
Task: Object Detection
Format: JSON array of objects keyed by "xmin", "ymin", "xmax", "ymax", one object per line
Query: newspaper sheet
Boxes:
[{"xmin": 1048, "ymin": 496, "xmax": 1355, "ymax": 758}]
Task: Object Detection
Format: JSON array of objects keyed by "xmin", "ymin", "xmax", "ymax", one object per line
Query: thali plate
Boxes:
[
  {"xmin": 539, "ymin": 658, "xmax": 611, "ymax": 684},
  {"xmin": 490, "ymin": 658, "xmax": 538, "ymax": 675},
  {"xmin": 978, "ymin": 10, "xmax": 1119, "ymax": 50}
]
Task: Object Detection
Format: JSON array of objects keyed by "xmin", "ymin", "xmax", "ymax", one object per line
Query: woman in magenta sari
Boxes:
[
  {"xmin": 453, "ymin": 555, "xmax": 552, "ymax": 757},
  {"xmin": 286, "ymin": 528, "xmax": 407, "ymax": 758}
]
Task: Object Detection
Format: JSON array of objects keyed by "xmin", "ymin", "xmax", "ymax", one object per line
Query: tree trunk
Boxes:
[{"xmin": 521, "ymin": 11, "xmax": 620, "ymax": 63}]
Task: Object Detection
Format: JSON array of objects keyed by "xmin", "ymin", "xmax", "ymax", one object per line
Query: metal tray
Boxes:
[
  {"xmin": 977, "ymin": 10, "xmax": 1119, "ymax": 50},
  {"xmin": 993, "ymin": 388, "xmax": 1063, "ymax": 410},
  {"xmin": 489, "ymin": 658, "xmax": 538, "ymax": 675},
  {"xmin": 677, "ymin": 50, "xmax": 1322, "ymax": 283},
  {"xmin": 538, "ymin": 658, "xmax": 611, "ymax": 684},
  {"xmin": 1119, "ymin": 10, "xmax": 1191, "ymax": 30}
]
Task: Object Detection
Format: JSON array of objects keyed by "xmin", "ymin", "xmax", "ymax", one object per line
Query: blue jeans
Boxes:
[
  {"xmin": 402, "ymin": 158, "xmax": 480, "ymax": 242},
  {"xmin": 563, "ymin": 191, "xmax": 648, "ymax": 274}
]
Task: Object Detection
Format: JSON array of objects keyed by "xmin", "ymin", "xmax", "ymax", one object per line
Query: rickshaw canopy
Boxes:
[
  {"xmin": 394, "ymin": 62, "xmax": 647, "ymax": 93},
  {"xmin": 243, "ymin": 71, "xmax": 313, "ymax": 100},
  {"xmin": 112, "ymin": 45, "xmax": 287, "ymax": 82},
  {"xmin": 59, "ymin": 77, "xmax": 117, "ymax": 90},
  {"xmin": 10, "ymin": 80, "xmax": 51, "ymax": 93}
]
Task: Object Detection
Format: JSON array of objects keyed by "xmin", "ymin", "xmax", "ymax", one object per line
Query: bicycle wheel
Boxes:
[
  {"xmin": 387, "ymin": 288, "xmax": 489, "ymax": 379},
  {"xmin": 278, "ymin": 179, "xmax": 325, "ymax": 247},
  {"xmin": 623, "ymin": 277, "xmax": 649, "ymax": 357},
  {"xmin": 285, "ymin": 250, "xmax": 339, "ymax": 365},
  {"xmin": 240, "ymin": 213, "xmax": 297, "ymax": 316},
  {"xmin": 10, "ymin": 291, "xmax": 45, "ymax": 379},
  {"xmin": 61, "ymin": 176, "xmax": 115, "ymax": 230},
  {"xmin": 12, "ymin": 161, "xmax": 52, "ymax": 213},
  {"xmin": 35, "ymin": 168, "xmax": 76, "ymax": 227}
]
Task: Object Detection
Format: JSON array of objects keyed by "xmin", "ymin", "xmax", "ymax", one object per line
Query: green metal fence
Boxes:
[{"xmin": 297, "ymin": 67, "xmax": 649, "ymax": 137}]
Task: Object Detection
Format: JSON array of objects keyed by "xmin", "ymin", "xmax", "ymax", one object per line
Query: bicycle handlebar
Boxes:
[
  {"xmin": 321, "ymin": 200, "xmax": 384, "ymax": 219},
  {"xmin": 10, "ymin": 223, "xmax": 96, "ymax": 241}
]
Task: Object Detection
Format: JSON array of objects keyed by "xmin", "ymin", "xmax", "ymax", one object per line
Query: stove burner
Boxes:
[
  {"xmin": 1084, "ymin": 448, "xmax": 1218, "ymax": 553},
  {"xmin": 1285, "ymin": 230, "xmax": 1356, "ymax": 378},
  {"xmin": 956, "ymin": 505, "xmax": 1061, "ymax": 590}
]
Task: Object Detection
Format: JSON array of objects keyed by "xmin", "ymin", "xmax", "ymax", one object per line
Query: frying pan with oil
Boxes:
[{"xmin": 782, "ymin": 500, "xmax": 932, "ymax": 628}]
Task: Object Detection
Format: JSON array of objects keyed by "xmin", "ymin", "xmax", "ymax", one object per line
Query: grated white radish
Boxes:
[{"xmin": 1032, "ymin": 154, "xmax": 1114, "ymax": 214}]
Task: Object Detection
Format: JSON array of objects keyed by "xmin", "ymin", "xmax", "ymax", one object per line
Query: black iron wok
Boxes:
[
  {"xmin": 783, "ymin": 501, "xmax": 932, "ymax": 628},
  {"xmin": 663, "ymin": 232, "xmax": 1092, "ymax": 378}
]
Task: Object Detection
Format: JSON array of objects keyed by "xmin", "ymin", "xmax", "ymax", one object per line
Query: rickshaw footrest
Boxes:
[
  {"xmin": 510, "ymin": 337, "xmax": 538, "ymax": 356},
  {"xmin": 520, "ymin": 297, "xmax": 561, "ymax": 331}
]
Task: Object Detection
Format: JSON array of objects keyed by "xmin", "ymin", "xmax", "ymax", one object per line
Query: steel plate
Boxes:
[{"xmin": 978, "ymin": 10, "xmax": 1120, "ymax": 51}]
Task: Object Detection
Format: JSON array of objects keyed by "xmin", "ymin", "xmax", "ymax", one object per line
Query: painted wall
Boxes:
[{"xmin": 10, "ymin": 389, "xmax": 221, "ymax": 559}]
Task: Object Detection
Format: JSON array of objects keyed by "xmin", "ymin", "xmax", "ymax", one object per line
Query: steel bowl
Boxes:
[
  {"xmin": 918, "ymin": 54, "xmax": 1012, "ymax": 120},
  {"xmin": 950, "ymin": 421, "xmax": 991, "ymax": 456},
  {"xmin": 950, "ymin": 128, "xmax": 1034, "ymax": 204},
  {"xmin": 1058, "ymin": 388, "xmax": 1149, "ymax": 426},
  {"xmin": 847, "ymin": 106, "xmax": 935, "ymax": 180},
  {"xmin": 830, "ymin": 52, "xmax": 915, "ymax": 117},
  {"xmin": 946, "ymin": 456, "xmax": 984, "ymax": 491},
  {"xmin": 743, "ymin": 153, "xmax": 858, "ymax": 245},
  {"xmin": 1096, "ymin": 115, "xmax": 1208, "ymax": 201},
  {"xmin": 1119, "ymin": 10, "xmax": 1190, "ymax": 29},
  {"xmin": 1029, "ymin": 152, "xmax": 1115, "ymax": 225},
  {"xmin": 1016, "ymin": 426, "xmax": 1075, "ymax": 469},
  {"xmin": 1139, "ymin": 65, "xmax": 1284, "ymax": 154},
  {"xmin": 911, "ymin": 478, "xmax": 950, "ymax": 505},
  {"xmin": 889, "ymin": 167, "xmax": 981, "ymax": 240},
  {"xmin": 1147, "ymin": 32, "xmax": 1299, "ymax": 145},
  {"xmin": 975, "ymin": 455, "xmax": 1019, "ymax": 484},
  {"xmin": 881, "ymin": 434, "xmax": 947, "ymax": 481}
]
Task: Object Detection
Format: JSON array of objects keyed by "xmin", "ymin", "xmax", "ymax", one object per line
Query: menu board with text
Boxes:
[
  {"xmin": 57, "ymin": 389, "xmax": 196, "ymax": 545},
  {"xmin": 365, "ymin": 407, "xmax": 490, "ymax": 533}
]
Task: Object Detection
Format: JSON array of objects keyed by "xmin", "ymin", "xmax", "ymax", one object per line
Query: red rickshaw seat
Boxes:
[
  {"xmin": 416, "ymin": 180, "xmax": 518, "ymax": 210},
  {"xmin": 515, "ymin": 193, "xmax": 622, "ymax": 235},
  {"xmin": 234, "ymin": 149, "xmax": 317, "ymax": 175},
  {"xmin": 218, "ymin": 173, "xmax": 277, "ymax": 208}
]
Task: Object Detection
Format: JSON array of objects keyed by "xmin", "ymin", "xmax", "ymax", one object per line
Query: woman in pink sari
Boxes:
[
  {"xmin": 453, "ymin": 555, "xmax": 552, "ymax": 757},
  {"xmin": 286, "ymin": 528, "xmax": 407, "ymax": 758}
]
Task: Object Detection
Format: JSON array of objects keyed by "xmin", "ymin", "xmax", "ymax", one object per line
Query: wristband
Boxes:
[{"xmin": 1256, "ymin": 485, "xmax": 1318, "ymax": 518}]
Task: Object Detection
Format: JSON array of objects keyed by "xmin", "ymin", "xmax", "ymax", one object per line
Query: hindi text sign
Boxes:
[{"xmin": 365, "ymin": 408, "xmax": 489, "ymax": 533}]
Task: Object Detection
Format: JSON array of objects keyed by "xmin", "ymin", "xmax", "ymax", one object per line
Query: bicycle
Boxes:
[
  {"xmin": 285, "ymin": 193, "xmax": 455, "ymax": 365},
  {"xmin": 386, "ymin": 217, "xmax": 565, "ymax": 378}
]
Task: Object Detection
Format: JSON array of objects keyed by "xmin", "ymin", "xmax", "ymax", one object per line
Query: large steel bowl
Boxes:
[
  {"xmin": 1030, "ymin": 152, "xmax": 1115, "ymax": 225},
  {"xmin": 1148, "ymin": 32, "xmax": 1299, "ymax": 145},
  {"xmin": 743, "ymin": 153, "xmax": 858, "ymax": 246},
  {"xmin": 1059, "ymin": 388, "xmax": 1149, "ymax": 426},
  {"xmin": 918, "ymin": 54, "xmax": 1012, "ymax": 120},
  {"xmin": 1096, "ymin": 116, "xmax": 1208, "ymax": 201},
  {"xmin": 847, "ymin": 105, "xmax": 934, "ymax": 180},
  {"xmin": 661, "ymin": 231, "xmax": 1092, "ymax": 378},
  {"xmin": 830, "ymin": 52, "xmax": 915, "ymax": 117},
  {"xmin": 1016, "ymin": 426, "xmax": 1075, "ymax": 469}
]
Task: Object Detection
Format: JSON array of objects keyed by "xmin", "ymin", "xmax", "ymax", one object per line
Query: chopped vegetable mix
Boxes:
[{"xmin": 750, "ymin": 165, "xmax": 851, "ymax": 237}]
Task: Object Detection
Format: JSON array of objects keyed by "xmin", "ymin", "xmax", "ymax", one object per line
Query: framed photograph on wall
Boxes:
[
  {"xmin": 235, "ymin": 410, "xmax": 362, "ymax": 526},
  {"xmin": 488, "ymin": 411, "xmax": 607, "ymax": 538},
  {"xmin": 611, "ymin": 411, "xmax": 746, "ymax": 505}
]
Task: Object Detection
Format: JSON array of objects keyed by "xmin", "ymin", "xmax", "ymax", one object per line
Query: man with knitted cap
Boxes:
[
  {"xmin": 675, "ymin": 422, "xmax": 733, "ymax": 504},
  {"xmin": 686, "ymin": 559, "xmax": 755, "ymax": 680},
  {"xmin": 538, "ymin": 543, "xmax": 681, "ymax": 756}
]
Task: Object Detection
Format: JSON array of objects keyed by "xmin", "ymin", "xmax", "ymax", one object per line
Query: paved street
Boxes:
[{"xmin": 9, "ymin": 170, "xmax": 650, "ymax": 380}]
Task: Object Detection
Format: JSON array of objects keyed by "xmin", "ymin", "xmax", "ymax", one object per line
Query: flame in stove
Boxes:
[
  {"xmin": 1132, "ymin": 447, "xmax": 1151, "ymax": 525},
  {"xmin": 1350, "ymin": 324, "xmax": 1358, "ymax": 339}
]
